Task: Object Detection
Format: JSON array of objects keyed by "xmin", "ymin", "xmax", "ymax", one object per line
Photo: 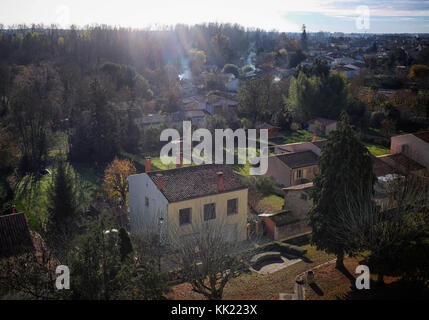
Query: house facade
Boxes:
[
  {"xmin": 390, "ymin": 131, "xmax": 429, "ymax": 170},
  {"xmin": 308, "ymin": 118, "xmax": 338, "ymax": 136},
  {"xmin": 129, "ymin": 162, "xmax": 248, "ymax": 244},
  {"xmin": 261, "ymin": 182, "xmax": 313, "ymax": 240},
  {"xmin": 266, "ymin": 150, "xmax": 319, "ymax": 188}
]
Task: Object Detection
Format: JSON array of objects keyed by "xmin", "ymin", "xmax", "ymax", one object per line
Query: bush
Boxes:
[
  {"xmin": 281, "ymin": 232, "xmax": 311, "ymax": 246},
  {"xmin": 254, "ymin": 241, "xmax": 307, "ymax": 257},
  {"xmin": 370, "ymin": 111, "xmax": 386, "ymax": 128},
  {"xmin": 290, "ymin": 122, "xmax": 301, "ymax": 131},
  {"xmin": 222, "ymin": 64, "xmax": 239, "ymax": 77},
  {"xmin": 242, "ymin": 175, "xmax": 276, "ymax": 196}
]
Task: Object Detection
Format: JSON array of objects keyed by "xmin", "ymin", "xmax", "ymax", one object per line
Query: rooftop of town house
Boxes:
[
  {"xmin": 283, "ymin": 182, "xmax": 314, "ymax": 192},
  {"xmin": 0, "ymin": 213, "xmax": 34, "ymax": 259},
  {"xmin": 275, "ymin": 151, "xmax": 319, "ymax": 169},
  {"xmin": 378, "ymin": 153, "xmax": 426, "ymax": 172},
  {"xmin": 146, "ymin": 164, "xmax": 247, "ymax": 203},
  {"xmin": 308, "ymin": 118, "xmax": 338, "ymax": 126},
  {"xmin": 413, "ymin": 131, "xmax": 429, "ymax": 144},
  {"xmin": 373, "ymin": 156, "xmax": 396, "ymax": 177}
]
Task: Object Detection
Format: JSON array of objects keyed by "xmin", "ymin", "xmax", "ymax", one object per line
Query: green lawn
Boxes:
[
  {"xmin": 272, "ymin": 130, "xmax": 321, "ymax": 145},
  {"xmin": 257, "ymin": 194, "xmax": 284, "ymax": 213},
  {"xmin": 364, "ymin": 143, "xmax": 390, "ymax": 156}
]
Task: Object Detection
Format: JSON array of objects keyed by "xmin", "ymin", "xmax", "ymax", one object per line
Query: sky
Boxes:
[{"xmin": 0, "ymin": 0, "xmax": 428, "ymax": 33}]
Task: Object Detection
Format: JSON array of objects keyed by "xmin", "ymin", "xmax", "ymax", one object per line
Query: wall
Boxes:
[
  {"xmin": 266, "ymin": 156, "xmax": 292, "ymax": 187},
  {"xmin": 391, "ymin": 134, "xmax": 429, "ymax": 169},
  {"xmin": 325, "ymin": 123, "xmax": 337, "ymax": 135},
  {"xmin": 283, "ymin": 188, "xmax": 313, "ymax": 220},
  {"xmin": 274, "ymin": 220, "xmax": 311, "ymax": 240},
  {"xmin": 129, "ymin": 173, "xmax": 169, "ymax": 238},
  {"xmin": 290, "ymin": 166, "xmax": 319, "ymax": 186},
  {"xmin": 167, "ymin": 188, "xmax": 248, "ymax": 243}
]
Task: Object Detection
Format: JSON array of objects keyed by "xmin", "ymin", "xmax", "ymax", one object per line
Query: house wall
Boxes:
[
  {"xmin": 266, "ymin": 156, "xmax": 292, "ymax": 187},
  {"xmin": 129, "ymin": 173, "xmax": 169, "ymax": 238},
  {"xmin": 283, "ymin": 189, "xmax": 313, "ymax": 220},
  {"xmin": 290, "ymin": 165, "xmax": 319, "ymax": 186},
  {"xmin": 262, "ymin": 217, "xmax": 276, "ymax": 239},
  {"xmin": 391, "ymin": 134, "xmax": 429, "ymax": 169},
  {"xmin": 325, "ymin": 123, "xmax": 337, "ymax": 135},
  {"xmin": 274, "ymin": 220, "xmax": 311, "ymax": 241},
  {"xmin": 167, "ymin": 188, "xmax": 248, "ymax": 243}
]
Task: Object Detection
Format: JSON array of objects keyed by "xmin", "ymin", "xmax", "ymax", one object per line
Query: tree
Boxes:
[
  {"xmin": 69, "ymin": 78, "xmax": 121, "ymax": 163},
  {"xmin": 172, "ymin": 220, "xmax": 247, "ymax": 300},
  {"xmin": 329, "ymin": 173, "xmax": 429, "ymax": 285},
  {"xmin": 188, "ymin": 49, "xmax": 206, "ymax": 75},
  {"xmin": 102, "ymin": 158, "xmax": 136, "ymax": 211},
  {"xmin": 0, "ymin": 235, "xmax": 58, "ymax": 299},
  {"xmin": 300, "ymin": 24, "xmax": 308, "ymax": 50},
  {"xmin": 408, "ymin": 64, "xmax": 429, "ymax": 91},
  {"xmin": 211, "ymin": 33, "xmax": 231, "ymax": 66},
  {"xmin": 238, "ymin": 74, "xmax": 283, "ymax": 123},
  {"xmin": 308, "ymin": 112, "xmax": 376, "ymax": 268},
  {"xmin": 286, "ymin": 71, "xmax": 348, "ymax": 121},
  {"xmin": 222, "ymin": 64, "xmax": 239, "ymax": 78},
  {"xmin": 46, "ymin": 158, "xmax": 78, "ymax": 257},
  {"xmin": 118, "ymin": 227, "xmax": 133, "ymax": 262},
  {"xmin": 67, "ymin": 216, "xmax": 169, "ymax": 300},
  {"xmin": 9, "ymin": 63, "xmax": 63, "ymax": 173}
]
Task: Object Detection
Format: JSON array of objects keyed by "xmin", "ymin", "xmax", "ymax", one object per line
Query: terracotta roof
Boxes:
[
  {"xmin": 308, "ymin": 118, "xmax": 338, "ymax": 126},
  {"xmin": 147, "ymin": 164, "xmax": 247, "ymax": 203},
  {"xmin": 413, "ymin": 131, "xmax": 429, "ymax": 144},
  {"xmin": 283, "ymin": 182, "xmax": 314, "ymax": 191},
  {"xmin": 381, "ymin": 153, "xmax": 425, "ymax": 172},
  {"xmin": 256, "ymin": 123, "xmax": 280, "ymax": 130},
  {"xmin": 266, "ymin": 210, "xmax": 301, "ymax": 227},
  {"xmin": 0, "ymin": 213, "xmax": 34, "ymax": 258},
  {"xmin": 311, "ymin": 140, "xmax": 328, "ymax": 150},
  {"xmin": 276, "ymin": 151, "xmax": 319, "ymax": 169},
  {"xmin": 373, "ymin": 156, "xmax": 395, "ymax": 177}
]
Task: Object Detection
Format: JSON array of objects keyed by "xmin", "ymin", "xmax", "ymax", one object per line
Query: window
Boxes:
[
  {"xmin": 296, "ymin": 169, "xmax": 303, "ymax": 179},
  {"xmin": 179, "ymin": 208, "xmax": 192, "ymax": 226},
  {"xmin": 227, "ymin": 198, "xmax": 238, "ymax": 216},
  {"xmin": 145, "ymin": 197, "xmax": 149, "ymax": 207},
  {"xmin": 204, "ymin": 203, "xmax": 216, "ymax": 221},
  {"xmin": 300, "ymin": 193, "xmax": 308, "ymax": 200}
]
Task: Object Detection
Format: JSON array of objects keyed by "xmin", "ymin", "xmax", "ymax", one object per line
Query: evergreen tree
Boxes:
[
  {"xmin": 308, "ymin": 112, "xmax": 375, "ymax": 268},
  {"xmin": 46, "ymin": 158, "xmax": 78, "ymax": 253},
  {"xmin": 301, "ymin": 24, "xmax": 308, "ymax": 50},
  {"xmin": 118, "ymin": 227, "xmax": 133, "ymax": 262}
]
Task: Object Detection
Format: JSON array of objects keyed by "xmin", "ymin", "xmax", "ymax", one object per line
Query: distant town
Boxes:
[{"xmin": 0, "ymin": 17, "xmax": 429, "ymax": 302}]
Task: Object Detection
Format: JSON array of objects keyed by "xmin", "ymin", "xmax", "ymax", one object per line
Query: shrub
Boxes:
[
  {"xmin": 290, "ymin": 122, "xmax": 301, "ymax": 131},
  {"xmin": 222, "ymin": 64, "xmax": 239, "ymax": 77},
  {"xmin": 254, "ymin": 241, "xmax": 307, "ymax": 257}
]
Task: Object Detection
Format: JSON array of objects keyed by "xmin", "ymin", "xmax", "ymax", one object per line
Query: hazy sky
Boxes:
[{"xmin": 1, "ymin": 0, "xmax": 428, "ymax": 33}]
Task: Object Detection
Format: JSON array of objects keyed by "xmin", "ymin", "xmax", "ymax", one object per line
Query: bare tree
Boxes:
[
  {"xmin": 0, "ymin": 233, "xmax": 59, "ymax": 299},
  {"xmin": 330, "ymin": 172, "xmax": 429, "ymax": 284},
  {"xmin": 169, "ymin": 217, "xmax": 249, "ymax": 300}
]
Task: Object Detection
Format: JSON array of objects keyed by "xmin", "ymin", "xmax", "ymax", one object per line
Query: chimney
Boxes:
[
  {"xmin": 216, "ymin": 171, "xmax": 224, "ymax": 193},
  {"xmin": 156, "ymin": 173, "xmax": 164, "ymax": 190},
  {"xmin": 312, "ymin": 134, "xmax": 317, "ymax": 142},
  {"xmin": 176, "ymin": 152, "xmax": 183, "ymax": 168},
  {"xmin": 12, "ymin": 205, "xmax": 16, "ymax": 214},
  {"xmin": 145, "ymin": 157, "xmax": 151, "ymax": 172}
]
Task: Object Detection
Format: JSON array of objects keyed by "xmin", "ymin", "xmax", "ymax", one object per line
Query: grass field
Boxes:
[
  {"xmin": 168, "ymin": 241, "xmax": 335, "ymax": 300},
  {"xmin": 364, "ymin": 143, "xmax": 390, "ymax": 156}
]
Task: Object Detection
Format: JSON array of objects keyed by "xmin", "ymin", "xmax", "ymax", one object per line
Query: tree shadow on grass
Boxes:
[
  {"xmin": 336, "ymin": 265, "xmax": 357, "ymax": 288},
  {"xmin": 309, "ymin": 283, "xmax": 324, "ymax": 296}
]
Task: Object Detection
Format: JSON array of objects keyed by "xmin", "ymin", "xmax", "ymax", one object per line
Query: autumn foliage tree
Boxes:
[{"xmin": 102, "ymin": 158, "xmax": 137, "ymax": 211}]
